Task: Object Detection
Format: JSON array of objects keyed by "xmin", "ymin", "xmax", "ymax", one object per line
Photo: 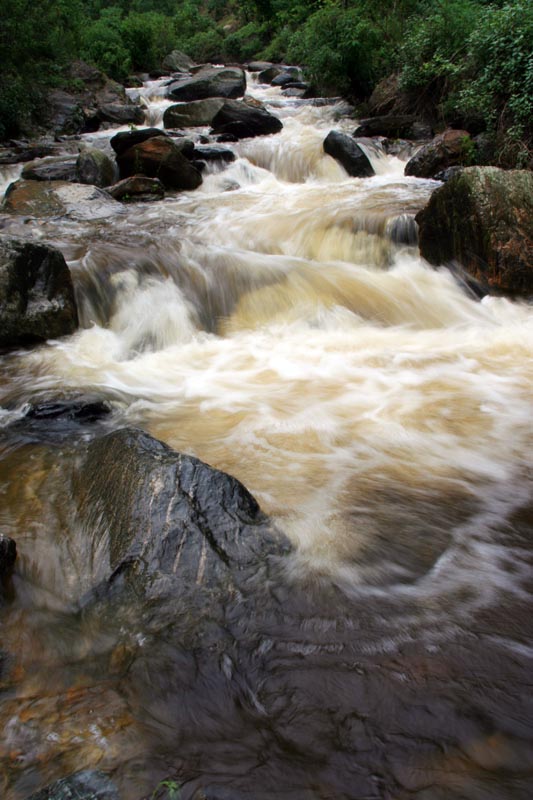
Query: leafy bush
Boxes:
[
  {"xmin": 121, "ymin": 12, "xmax": 176, "ymax": 72},
  {"xmin": 458, "ymin": 0, "xmax": 533, "ymax": 163},
  {"xmin": 222, "ymin": 22, "xmax": 270, "ymax": 62},
  {"xmin": 286, "ymin": 5, "xmax": 383, "ymax": 97},
  {"xmin": 81, "ymin": 8, "xmax": 131, "ymax": 80}
]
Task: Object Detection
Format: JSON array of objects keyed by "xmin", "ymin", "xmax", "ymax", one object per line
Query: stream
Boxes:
[{"xmin": 1, "ymin": 73, "xmax": 533, "ymax": 800}]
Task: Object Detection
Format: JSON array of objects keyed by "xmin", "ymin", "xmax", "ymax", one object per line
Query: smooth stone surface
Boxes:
[{"xmin": 323, "ymin": 131, "xmax": 375, "ymax": 177}]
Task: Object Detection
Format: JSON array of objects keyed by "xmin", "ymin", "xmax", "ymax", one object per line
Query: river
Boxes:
[{"xmin": 1, "ymin": 73, "xmax": 533, "ymax": 799}]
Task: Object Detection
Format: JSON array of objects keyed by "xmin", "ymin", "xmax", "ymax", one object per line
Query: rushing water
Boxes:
[{"xmin": 1, "ymin": 74, "xmax": 533, "ymax": 799}]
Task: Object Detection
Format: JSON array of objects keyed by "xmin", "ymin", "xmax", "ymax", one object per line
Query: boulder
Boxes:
[
  {"xmin": 26, "ymin": 770, "xmax": 119, "ymax": 800},
  {"xmin": 323, "ymin": 131, "xmax": 375, "ymax": 177},
  {"xmin": 405, "ymin": 129, "xmax": 472, "ymax": 179},
  {"xmin": 97, "ymin": 103, "xmax": 145, "ymax": 125},
  {"xmin": 367, "ymin": 74, "xmax": 406, "ymax": 116},
  {"xmin": 416, "ymin": 167, "xmax": 533, "ymax": 296},
  {"xmin": 21, "ymin": 156, "xmax": 79, "ymax": 183},
  {"xmin": 258, "ymin": 66, "xmax": 283, "ymax": 84},
  {"xmin": 107, "ymin": 175, "xmax": 165, "ymax": 202},
  {"xmin": 354, "ymin": 115, "xmax": 432, "ymax": 140},
  {"xmin": 110, "ymin": 127, "xmax": 168, "ymax": 157},
  {"xmin": 74, "ymin": 428, "xmax": 291, "ymax": 600},
  {"xmin": 167, "ymin": 67, "xmax": 246, "ymax": 102},
  {"xmin": 46, "ymin": 90, "xmax": 86, "ymax": 136},
  {"xmin": 247, "ymin": 61, "xmax": 274, "ymax": 72},
  {"xmin": 0, "ymin": 141, "xmax": 61, "ymax": 166},
  {"xmin": 76, "ymin": 148, "xmax": 117, "ymax": 188},
  {"xmin": 163, "ymin": 98, "xmax": 226, "ymax": 128},
  {"xmin": 162, "ymin": 50, "xmax": 196, "ymax": 73},
  {"xmin": 0, "ymin": 237, "xmax": 78, "ymax": 348},
  {"xmin": 210, "ymin": 100, "xmax": 283, "ymax": 139},
  {"xmin": 116, "ymin": 136, "xmax": 202, "ymax": 190},
  {"xmin": 2, "ymin": 180, "xmax": 119, "ymax": 220},
  {"xmin": 271, "ymin": 72, "xmax": 299, "ymax": 87}
]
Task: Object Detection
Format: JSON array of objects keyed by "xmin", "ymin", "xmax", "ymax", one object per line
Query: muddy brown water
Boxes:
[{"xmin": 1, "ymin": 75, "xmax": 533, "ymax": 799}]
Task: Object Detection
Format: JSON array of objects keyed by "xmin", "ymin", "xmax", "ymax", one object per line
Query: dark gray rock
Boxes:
[
  {"xmin": 163, "ymin": 98, "xmax": 225, "ymax": 128},
  {"xmin": 77, "ymin": 148, "xmax": 117, "ymax": 188},
  {"xmin": 416, "ymin": 166, "xmax": 533, "ymax": 296},
  {"xmin": 354, "ymin": 115, "xmax": 432, "ymax": 140},
  {"xmin": 323, "ymin": 131, "xmax": 375, "ymax": 177},
  {"xmin": 210, "ymin": 100, "xmax": 283, "ymax": 139},
  {"xmin": 110, "ymin": 128, "xmax": 168, "ymax": 157},
  {"xmin": 21, "ymin": 156, "xmax": 79, "ymax": 183},
  {"xmin": 247, "ymin": 61, "xmax": 274, "ymax": 72},
  {"xmin": 167, "ymin": 67, "xmax": 246, "ymax": 102},
  {"xmin": 257, "ymin": 66, "xmax": 283, "ymax": 84},
  {"xmin": 162, "ymin": 50, "xmax": 195, "ymax": 73},
  {"xmin": 25, "ymin": 769, "xmax": 119, "ymax": 800},
  {"xmin": 75, "ymin": 428, "xmax": 291, "ymax": 601},
  {"xmin": 116, "ymin": 136, "xmax": 202, "ymax": 190},
  {"xmin": 47, "ymin": 90, "xmax": 86, "ymax": 136},
  {"xmin": 192, "ymin": 146, "xmax": 236, "ymax": 164},
  {"xmin": 97, "ymin": 103, "xmax": 145, "ymax": 125},
  {"xmin": 107, "ymin": 175, "xmax": 165, "ymax": 202},
  {"xmin": 405, "ymin": 129, "xmax": 472, "ymax": 179},
  {"xmin": 25, "ymin": 399, "xmax": 112, "ymax": 423},
  {"xmin": 0, "ymin": 237, "xmax": 78, "ymax": 348}
]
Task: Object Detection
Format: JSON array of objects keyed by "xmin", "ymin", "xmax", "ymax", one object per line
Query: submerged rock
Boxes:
[
  {"xmin": 107, "ymin": 175, "xmax": 165, "ymax": 202},
  {"xmin": 323, "ymin": 131, "xmax": 375, "ymax": 177},
  {"xmin": 2, "ymin": 179, "xmax": 119, "ymax": 220},
  {"xmin": 26, "ymin": 769, "xmax": 120, "ymax": 800},
  {"xmin": 97, "ymin": 103, "xmax": 145, "ymax": 126},
  {"xmin": 75, "ymin": 428, "xmax": 291, "ymax": 601},
  {"xmin": 416, "ymin": 166, "xmax": 533, "ymax": 296},
  {"xmin": 210, "ymin": 100, "xmax": 283, "ymax": 139},
  {"xmin": 0, "ymin": 236, "xmax": 78, "ymax": 348},
  {"xmin": 405, "ymin": 129, "xmax": 472, "ymax": 179},
  {"xmin": 116, "ymin": 136, "xmax": 202, "ymax": 190}
]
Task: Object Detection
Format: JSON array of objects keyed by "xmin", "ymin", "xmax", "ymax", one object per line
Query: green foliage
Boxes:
[
  {"xmin": 286, "ymin": 5, "xmax": 383, "ymax": 96},
  {"xmin": 458, "ymin": 0, "xmax": 533, "ymax": 161},
  {"xmin": 399, "ymin": 0, "xmax": 480, "ymax": 113},
  {"xmin": 222, "ymin": 22, "xmax": 270, "ymax": 62},
  {"xmin": 81, "ymin": 8, "xmax": 132, "ymax": 81}
]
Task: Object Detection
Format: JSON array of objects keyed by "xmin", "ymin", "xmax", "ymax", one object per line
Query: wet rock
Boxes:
[
  {"xmin": 354, "ymin": 115, "xmax": 432, "ymax": 140},
  {"xmin": 45, "ymin": 61, "xmax": 143, "ymax": 138},
  {"xmin": 25, "ymin": 398, "xmax": 112, "ymax": 423},
  {"xmin": 0, "ymin": 141, "xmax": 60, "ymax": 165},
  {"xmin": 75, "ymin": 428, "xmax": 291, "ymax": 601},
  {"xmin": 0, "ymin": 535, "xmax": 16, "ymax": 581},
  {"xmin": 116, "ymin": 136, "xmax": 202, "ymax": 190},
  {"xmin": 367, "ymin": 73, "xmax": 406, "ymax": 116},
  {"xmin": 21, "ymin": 155, "xmax": 79, "ymax": 182},
  {"xmin": 210, "ymin": 100, "xmax": 283, "ymax": 139},
  {"xmin": 247, "ymin": 61, "xmax": 274, "ymax": 72},
  {"xmin": 26, "ymin": 769, "xmax": 119, "ymax": 800},
  {"xmin": 47, "ymin": 90, "xmax": 86, "ymax": 137},
  {"xmin": 433, "ymin": 165, "xmax": 463, "ymax": 183},
  {"xmin": 386, "ymin": 213, "xmax": 418, "ymax": 245},
  {"xmin": 323, "ymin": 131, "xmax": 375, "ymax": 178},
  {"xmin": 97, "ymin": 103, "xmax": 145, "ymax": 126},
  {"xmin": 271, "ymin": 67, "xmax": 302, "ymax": 87},
  {"xmin": 416, "ymin": 167, "xmax": 533, "ymax": 296},
  {"xmin": 167, "ymin": 67, "xmax": 246, "ymax": 102},
  {"xmin": 110, "ymin": 127, "xmax": 168, "ymax": 157},
  {"xmin": 192, "ymin": 146, "xmax": 236, "ymax": 164},
  {"xmin": 76, "ymin": 148, "xmax": 117, "ymax": 188},
  {"xmin": 405, "ymin": 129, "xmax": 472, "ymax": 179},
  {"xmin": 0, "ymin": 236, "xmax": 78, "ymax": 348},
  {"xmin": 258, "ymin": 66, "xmax": 283, "ymax": 84},
  {"xmin": 162, "ymin": 50, "xmax": 196, "ymax": 73},
  {"xmin": 107, "ymin": 175, "xmax": 165, "ymax": 202},
  {"xmin": 2, "ymin": 179, "xmax": 119, "ymax": 220},
  {"xmin": 163, "ymin": 98, "xmax": 225, "ymax": 129},
  {"xmin": 2, "ymin": 179, "xmax": 66, "ymax": 216}
]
